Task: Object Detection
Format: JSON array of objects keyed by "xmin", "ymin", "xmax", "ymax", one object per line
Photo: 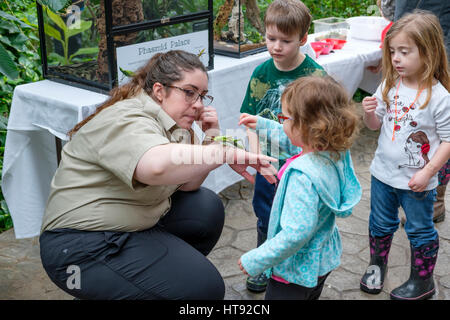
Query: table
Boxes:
[{"xmin": 2, "ymin": 35, "xmax": 382, "ymax": 238}]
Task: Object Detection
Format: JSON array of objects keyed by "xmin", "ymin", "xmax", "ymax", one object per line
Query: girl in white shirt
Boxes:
[{"xmin": 360, "ymin": 11, "xmax": 450, "ymax": 300}]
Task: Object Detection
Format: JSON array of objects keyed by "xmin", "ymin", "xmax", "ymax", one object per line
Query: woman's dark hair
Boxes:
[{"xmin": 68, "ymin": 50, "xmax": 207, "ymax": 138}]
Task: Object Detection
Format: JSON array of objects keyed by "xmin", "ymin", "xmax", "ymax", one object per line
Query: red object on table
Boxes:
[
  {"xmin": 320, "ymin": 42, "xmax": 333, "ymax": 54},
  {"xmin": 311, "ymin": 41, "xmax": 333, "ymax": 57},
  {"xmin": 324, "ymin": 38, "xmax": 347, "ymax": 49},
  {"xmin": 310, "ymin": 42, "xmax": 324, "ymax": 58}
]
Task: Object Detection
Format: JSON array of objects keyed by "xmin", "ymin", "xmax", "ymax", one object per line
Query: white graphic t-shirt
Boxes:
[{"xmin": 370, "ymin": 79, "xmax": 450, "ymax": 190}]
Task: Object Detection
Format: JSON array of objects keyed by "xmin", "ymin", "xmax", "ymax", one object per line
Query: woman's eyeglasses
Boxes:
[
  {"xmin": 165, "ymin": 85, "xmax": 214, "ymax": 105},
  {"xmin": 277, "ymin": 113, "xmax": 293, "ymax": 124}
]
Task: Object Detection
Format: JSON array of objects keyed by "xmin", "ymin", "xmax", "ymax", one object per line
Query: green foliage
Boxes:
[
  {"xmin": 0, "ymin": 0, "xmax": 42, "ymax": 114},
  {"xmin": 37, "ymin": 0, "xmax": 71, "ymax": 13},
  {"xmin": 303, "ymin": 0, "xmax": 378, "ymax": 32},
  {"xmin": 0, "ymin": 42, "xmax": 18, "ymax": 80},
  {"xmin": 353, "ymin": 88, "xmax": 372, "ymax": 103},
  {"xmin": 43, "ymin": 6, "xmax": 98, "ymax": 65}
]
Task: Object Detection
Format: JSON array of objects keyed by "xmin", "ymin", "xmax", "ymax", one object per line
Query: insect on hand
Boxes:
[{"xmin": 213, "ymin": 136, "xmax": 245, "ymax": 150}]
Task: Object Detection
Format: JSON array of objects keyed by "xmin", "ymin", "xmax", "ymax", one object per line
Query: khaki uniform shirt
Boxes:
[{"xmin": 41, "ymin": 91, "xmax": 191, "ymax": 233}]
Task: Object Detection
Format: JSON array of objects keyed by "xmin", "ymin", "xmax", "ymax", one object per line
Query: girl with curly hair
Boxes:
[{"xmin": 238, "ymin": 75, "xmax": 362, "ymax": 300}]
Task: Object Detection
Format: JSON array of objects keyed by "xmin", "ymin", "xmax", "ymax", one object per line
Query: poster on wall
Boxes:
[{"xmin": 116, "ymin": 30, "xmax": 209, "ymax": 86}]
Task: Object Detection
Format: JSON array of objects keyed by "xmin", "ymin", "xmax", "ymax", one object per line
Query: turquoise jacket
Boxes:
[{"xmin": 240, "ymin": 118, "xmax": 362, "ymax": 287}]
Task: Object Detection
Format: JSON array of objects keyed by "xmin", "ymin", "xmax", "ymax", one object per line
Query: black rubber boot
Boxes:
[
  {"xmin": 360, "ymin": 233, "xmax": 393, "ymax": 294},
  {"xmin": 246, "ymin": 231, "xmax": 268, "ymax": 293},
  {"xmin": 390, "ymin": 238, "xmax": 439, "ymax": 300}
]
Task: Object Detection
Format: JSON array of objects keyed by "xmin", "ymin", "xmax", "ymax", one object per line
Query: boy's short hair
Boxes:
[
  {"xmin": 265, "ymin": 0, "xmax": 311, "ymax": 38},
  {"xmin": 281, "ymin": 76, "xmax": 360, "ymax": 157}
]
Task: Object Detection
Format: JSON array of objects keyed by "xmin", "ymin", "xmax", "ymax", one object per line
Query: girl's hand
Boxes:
[
  {"xmin": 362, "ymin": 96, "xmax": 378, "ymax": 115},
  {"xmin": 238, "ymin": 258, "xmax": 249, "ymax": 276},
  {"xmin": 239, "ymin": 113, "xmax": 258, "ymax": 130},
  {"xmin": 408, "ymin": 168, "xmax": 433, "ymax": 192},
  {"xmin": 197, "ymin": 106, "xmax": 220, "ymax": 135},
  {"xmin": 362, "ymin": 96, "xmax": 382, "ymax": 130}
]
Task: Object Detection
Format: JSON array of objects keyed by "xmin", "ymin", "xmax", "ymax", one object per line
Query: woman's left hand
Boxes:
[
  {"xmin": 408, "ymin": 168, "xmax": 433, "ymax": 192},
  {"xmin": 197, "ymin": 106, "xmax": 220, "ymax": 135}
]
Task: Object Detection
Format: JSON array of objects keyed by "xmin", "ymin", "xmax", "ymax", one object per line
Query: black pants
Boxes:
[
  {"xmin": 39, "ymin": 187, "xmax": 225, "ymax": 300},
  {"xmin": 265, "ymin": 272, "xmax": 331, "ymax": 300}
]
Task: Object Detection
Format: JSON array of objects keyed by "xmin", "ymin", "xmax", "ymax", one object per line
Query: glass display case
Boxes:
[
  {"xmin": 313, "ymin": 17, "xmax": 349, "ymax": 41},
  {"xmin": 37, "ymin": 0, "xmax": 214, "ymax": 93},
  {"xmin": 213, "ymin": 0, "xmax": 268, "ymax": 58}
]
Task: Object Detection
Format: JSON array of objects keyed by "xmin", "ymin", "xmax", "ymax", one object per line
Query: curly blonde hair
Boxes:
[{"xmin": 281, "ymin": 76, "xmax": 360, "ymax": 158}]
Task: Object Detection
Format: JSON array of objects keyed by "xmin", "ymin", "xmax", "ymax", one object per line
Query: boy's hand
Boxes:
[
  {"xmin": 238, "ymin": 258, "xmax": 249, "ymax": 276},
  {"xmin": 239, "ymin": 113, "xmax": 258, "ymax": 130},
  {"xmin": 362, "ymin": 96, "xmax": 378, "ymax": 115}
]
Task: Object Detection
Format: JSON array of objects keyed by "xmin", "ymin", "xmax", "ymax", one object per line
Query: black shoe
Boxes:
[
  {"xmin": 390, "ymin": 239, "xmax": 439, "ymax": 300},
  {"xmin": 246, "ymin": 273, "xmax": 268, "ymax": 293},
  {"xmin": 360, "ymin": 233, "xmax": 393, "ymax": 294}
]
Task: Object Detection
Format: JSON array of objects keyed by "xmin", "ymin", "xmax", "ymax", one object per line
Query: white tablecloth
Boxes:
[{"xmin": 2, "ymin": 35, "xmax": 382, "ymax": 238}]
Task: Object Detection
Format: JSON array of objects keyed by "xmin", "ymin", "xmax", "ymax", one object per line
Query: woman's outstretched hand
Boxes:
[{"xmin": 226, "ymin": 147, "xmax": 278, "ymax": 184}]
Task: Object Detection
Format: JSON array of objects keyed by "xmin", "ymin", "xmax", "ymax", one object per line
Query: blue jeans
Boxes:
[
  {"xmin": 252, "ymin": 172, "xmax": 277, "ymax": 239},
  {"xmin": 369, "ymin": 176, "xmax": 438, "ymax": 248}
]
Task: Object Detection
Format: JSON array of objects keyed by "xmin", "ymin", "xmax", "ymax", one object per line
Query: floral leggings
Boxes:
[{"xmin": 438, "ymin": 159, "xmax": 450, "ymax": 186}]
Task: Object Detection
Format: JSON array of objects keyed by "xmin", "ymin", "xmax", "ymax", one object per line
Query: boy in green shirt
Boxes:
[{"xmin": 240, "ymin": 0, "xmax": 326, "ymax": 293}]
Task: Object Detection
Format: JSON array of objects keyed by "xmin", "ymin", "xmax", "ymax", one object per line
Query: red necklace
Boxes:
[{"xmin": 392, "ymin": 77, "xmax": 423, "ymax": 141}]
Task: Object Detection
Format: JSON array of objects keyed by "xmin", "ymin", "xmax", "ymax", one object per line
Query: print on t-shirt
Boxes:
[{"xmin": 386, "ymin": 93, "xmax": 431, "ymax": 170}]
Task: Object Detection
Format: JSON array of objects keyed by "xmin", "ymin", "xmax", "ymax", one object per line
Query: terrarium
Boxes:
[
  {"xmin": 313, "ymin": 17, "xmax": 349, "ymax": 41},
  {"xmin": 37, "ymin": 0, "xmax": 214, "ymax": 93},
  {"xmin": 213, "ymin": 0, "xmax": 268, "ymax": 58}
]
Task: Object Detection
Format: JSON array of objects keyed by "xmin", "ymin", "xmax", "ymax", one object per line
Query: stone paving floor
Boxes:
[{"xmin": 0, "ymin": 127, "xmax": 449, "ymax": 300}]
